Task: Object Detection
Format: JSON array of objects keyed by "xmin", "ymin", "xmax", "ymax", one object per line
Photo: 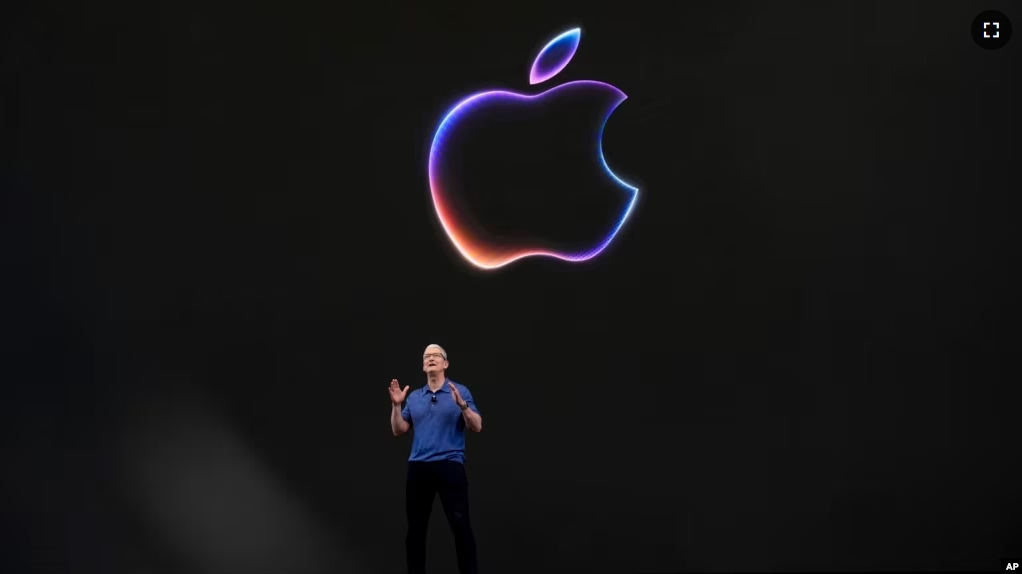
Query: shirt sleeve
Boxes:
[
  {"xmin": 461, "ymin": 386, "xmax": 480, "ymax": 415},
  {"xmin": 401, "ymin": 401, "xmax": 412, "ymax": 423}
]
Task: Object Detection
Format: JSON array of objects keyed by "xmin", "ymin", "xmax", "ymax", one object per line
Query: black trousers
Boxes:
[{"xmin": 405, "ymin": 460, "xmax": 478, "ymax": 574}]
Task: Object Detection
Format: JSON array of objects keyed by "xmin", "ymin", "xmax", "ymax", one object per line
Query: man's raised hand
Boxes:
[
  {"xmin": 389, "ymin": 379, "xmax": 410, "ymax": 405},
  {"xmin": 449, "ymin": 382, "xmax": 467, "ymax": 408}
]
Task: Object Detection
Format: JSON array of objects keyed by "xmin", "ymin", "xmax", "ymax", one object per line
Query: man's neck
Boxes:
[{"xmin": 426, "ymin": 374, "xmax": 446, "ymax": 391}]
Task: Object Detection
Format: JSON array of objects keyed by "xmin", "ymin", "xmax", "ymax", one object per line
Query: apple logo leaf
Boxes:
[{"xmin": 529, "ymin": 28, "xmax": 582, "ymax": 85}]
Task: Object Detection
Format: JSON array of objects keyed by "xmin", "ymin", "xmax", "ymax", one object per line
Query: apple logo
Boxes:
[{"xmin": 428, "ymin": 27, "xmax": 639, "ymax": 270}]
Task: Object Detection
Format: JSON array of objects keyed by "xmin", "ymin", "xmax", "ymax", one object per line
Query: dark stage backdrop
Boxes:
[{"xmin": 2, "ymin": 1, "xmax": 1016, "ymax": 573}]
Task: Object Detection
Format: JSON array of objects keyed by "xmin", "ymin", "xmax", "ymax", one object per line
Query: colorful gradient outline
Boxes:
[
  {"xmin": 529, "ymin": 28, "xmax": 581, "ymax": 85},
  {"xmin": 428, "ymin": 29, "xmax": 639, "ymax": 270}
]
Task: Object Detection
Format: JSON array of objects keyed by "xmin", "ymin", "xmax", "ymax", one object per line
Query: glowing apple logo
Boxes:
[{"xmin": 428, "ymin": 27, "xmax": 639, "ymax": 270}]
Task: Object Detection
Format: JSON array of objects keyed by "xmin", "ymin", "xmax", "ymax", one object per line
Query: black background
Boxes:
[{"xmin": 2, "ymin": 1, "xmax": 1017, "ymax": 573}]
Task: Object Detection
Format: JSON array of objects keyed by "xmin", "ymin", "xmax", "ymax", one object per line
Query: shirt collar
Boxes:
[{"xmin": 422, "ymin": 379, "xmax": 451, "ymax": 395}]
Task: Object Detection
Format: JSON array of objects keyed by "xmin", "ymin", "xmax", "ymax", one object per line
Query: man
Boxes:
[{"xmin": 389, "ymin": 344, "xmax": 482, "ymax": 574}]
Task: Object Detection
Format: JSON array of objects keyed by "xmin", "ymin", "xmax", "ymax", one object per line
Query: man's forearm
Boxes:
[
  {"xmin": 461, "ymin": 406, "xmax": 483, "ymax": 432},
  {"xmin": 391, "ymin": 404, "xmax": 410, "ymax": 436}
]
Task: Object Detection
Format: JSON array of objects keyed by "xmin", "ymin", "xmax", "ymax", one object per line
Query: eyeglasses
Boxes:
[{"xmin": 423, "ymin": 353, "xmax": 445, "ymax": 362}]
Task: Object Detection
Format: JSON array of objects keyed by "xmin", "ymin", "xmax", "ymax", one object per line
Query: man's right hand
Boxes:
[{"xmin": 389, "ymin": 379, "xmax": 410, "ymax": 406}]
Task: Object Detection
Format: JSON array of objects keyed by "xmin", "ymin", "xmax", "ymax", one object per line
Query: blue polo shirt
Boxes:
[{"xmin": 401, "ymin": 379, "xmax": 479, "ymax": 464}]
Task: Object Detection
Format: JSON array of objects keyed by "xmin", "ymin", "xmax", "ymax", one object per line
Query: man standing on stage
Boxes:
[{"xmin": 389, "ymin": 344, "xmax": 482, "ymax": 574}]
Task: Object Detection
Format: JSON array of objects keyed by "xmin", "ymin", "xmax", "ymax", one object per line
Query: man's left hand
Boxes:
[{"xmin": 449, "ymin": 383, "xmax": 468, "ymax": 409}]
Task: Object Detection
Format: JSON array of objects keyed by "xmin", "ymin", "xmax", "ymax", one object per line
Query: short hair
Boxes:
[{"xmin": 424, "ymin": 344, "xmax": 447, "ymax": 360}]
